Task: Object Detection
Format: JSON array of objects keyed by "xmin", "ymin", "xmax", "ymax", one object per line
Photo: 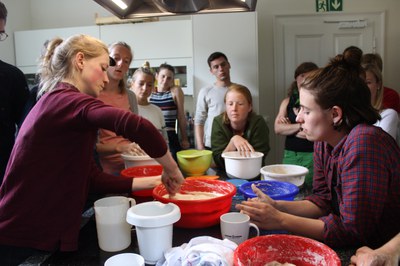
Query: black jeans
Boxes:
[{"xmin": 167, "ymin": 130, "xmax": 182, "ymax": 162}]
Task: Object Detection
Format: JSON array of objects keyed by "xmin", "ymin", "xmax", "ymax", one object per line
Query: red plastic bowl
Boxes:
[
  {"xmin": 234, "ymin": 235, "xmax": 341, "ymax": 266},
  {"xmin": 153, "ymin": 179, "xmax": 236, "ymax": 228},
  {"xmin": 120, "ymin": 165, "xmax": 163, "ymax": 197}
]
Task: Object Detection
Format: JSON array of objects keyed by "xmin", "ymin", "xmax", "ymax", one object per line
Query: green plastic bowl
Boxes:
[{"xmin": 177, "ymin": 149, "xmax": 212, "ymax": 176}]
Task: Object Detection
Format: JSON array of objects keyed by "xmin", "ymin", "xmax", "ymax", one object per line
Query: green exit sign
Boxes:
[{"xmin": 316, "ymin": 0, "xmax": 343, "ymax": 12}]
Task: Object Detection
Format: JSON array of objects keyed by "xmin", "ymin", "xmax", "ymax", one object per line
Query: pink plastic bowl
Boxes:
[
  {"xmin": 234, "ymin": 235, "xmax": 341, "ymax": 266},
  {"xmin": 153, "ymin": 179, "xmax": 236, "ymax": 228}
]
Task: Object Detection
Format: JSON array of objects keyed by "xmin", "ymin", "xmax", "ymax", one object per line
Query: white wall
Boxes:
[{"xmin": 1, "ymin": 0, "xmax": 399, "ymax": 164}]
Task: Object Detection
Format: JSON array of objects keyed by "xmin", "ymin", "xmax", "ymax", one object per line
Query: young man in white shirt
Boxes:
[{"xmin": 194, "ymin": 52, "xmax": 235, "ymax": 150}]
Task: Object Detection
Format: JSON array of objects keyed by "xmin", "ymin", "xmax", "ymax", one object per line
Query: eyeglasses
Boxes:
[{"xmin": 0, "ymin": 32, "xmax": 8, "ymax": 41}]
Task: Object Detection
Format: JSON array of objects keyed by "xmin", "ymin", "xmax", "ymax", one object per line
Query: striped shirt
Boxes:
[{"xmin": 150, "ymin": 91, "xmax": 177, "ymax": 131}]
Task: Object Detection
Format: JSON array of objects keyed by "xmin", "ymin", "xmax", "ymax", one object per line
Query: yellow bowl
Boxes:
[{"xmin": 177, "ymin": 149, "xmax": 212, "ymax": 176}]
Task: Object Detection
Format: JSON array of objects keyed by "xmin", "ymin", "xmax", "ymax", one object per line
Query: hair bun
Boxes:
[
  {"xmin": 142, "ymin": 61, "xmax": 150, "ymax": 69},
  {"xmin": 342, "ymin": 46, "xmax": 363, "ymax": 67}
]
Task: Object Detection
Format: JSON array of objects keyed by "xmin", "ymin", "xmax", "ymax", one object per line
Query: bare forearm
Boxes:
[
  {"xmin": 379, "ymin": 233, "xmax": 400, "ymax": 260},
  {"xmin": 275, "ymin": 122, "xmax": 302, "ymax": 136},
  {"xmin": 154, "ymin": 151, "xmax": 184, "ymax": 194},
  {"xmin": 351, "ymin": 233, "xmax": 400, "ymax": 266},
  {"xmin": 276, "ymin": 200, "xmax": 327, "ymax": 218},
  {"xmin": 223, "ymin": 138, "xmax": 237, "ymax": 153},
  {"xmin": 173, "ymin": 87, "xmax": 189, "ymax": 142},
  {"xmin": 195, "ymin": 124, "xmax": 205, "ymax": 150},
  {"xmin": 280, "ymin": 212, "xmax": 325, "ymax": 241},
  {"xmin": 178, "ymin": 115, "xmax": 188, "ymax": 141},
  {"xmin": 236, "ymin": 198, "xmax": 325, "ymax": 241},
  {"xmin": 96, "ymin": 143, "xmax": 117, "ymax": 155}
]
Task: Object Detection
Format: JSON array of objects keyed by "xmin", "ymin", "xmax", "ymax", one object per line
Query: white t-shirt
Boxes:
[
  {"xmin": 194, "ymin": 84, "xmax": 229, "ymax": 147},
  {"xmin": 138, "ymin": 104, "xmax": 168, "ymax": 142},
  {"xmin": 374, "ymin": 108, "xmax": 399, "ymax": 142}
]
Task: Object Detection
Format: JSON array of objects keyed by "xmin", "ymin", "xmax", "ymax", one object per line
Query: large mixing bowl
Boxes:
[
  {"xmin": 120, "ymin": 165, "xmax": 163, "ymax": 197},
  {"xmin": 222, "ymin": 151, "xmax": 264, "ymax": 180},
  {"xmin": 234, "ymin": 235, "xmax": 340, "ymax": 266},
  {"xmin": 177, "ymin": 149, "xmax": 212, "ymax": 176},
  {"xmin": 121, "ymin": 154, "xmax": 159, "ymax": 169},
  {"xmin": 239, "ymin": 180, "xmax": 299, "ymax": 201},
  {"xmin": 260, "ymin": 164, "xmax": 309, "ymax": 187},
  {"xmin": 152, "ymin": 179, "xmax": 236, "ymax": 228}
]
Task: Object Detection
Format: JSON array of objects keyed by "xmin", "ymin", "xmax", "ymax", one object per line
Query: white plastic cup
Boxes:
[
  {"xmin": 94, "ymin": 196, "xmax": 136, "ymax": 252},
  {"xmin": 126, "ymin": 201, "xmax": 181, "ymax": 265},
  {"xmin": 104, "ymin": 253, "xmax": 145, "ymax": 266},
  {"xmin": 220, "ymin": 212, "xmax": 260, "ymax": 245}
]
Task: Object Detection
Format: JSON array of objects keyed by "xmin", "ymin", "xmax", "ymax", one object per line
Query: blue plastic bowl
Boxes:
[{"xmin": 239, "ymin": 180, "xmax": 299, "ymax": 201}]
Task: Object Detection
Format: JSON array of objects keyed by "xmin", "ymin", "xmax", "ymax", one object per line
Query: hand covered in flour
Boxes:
[
  {"xmin": 235, "ymin": 184, "xmax": 282, "ymax": 230},
  {"xmin": 154, "ymin": 151, "xmax": 184, "ymax": 195},
  {"xmin": 224, "ymin": 135, "xmax": 254, "ymax": 157},
  {"xmin": 350, "ymin": 233, "xmax": 400, "ymax": 266},
  {"xmin": 120, "ymin": 142, "xmax": 147, "ymax": 156}
]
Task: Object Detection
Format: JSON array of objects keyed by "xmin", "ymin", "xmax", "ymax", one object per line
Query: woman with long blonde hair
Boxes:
[
  {"xmin": 96, "ymin": 42, "xmax": 143, "ymax": 176},
  {"xmin": 0, "ymin": 34, "xmax": 183, "ymax": 265},
  {"xmin": 363, "ymin": 63, "xmax": 399, "ymax": 141}
]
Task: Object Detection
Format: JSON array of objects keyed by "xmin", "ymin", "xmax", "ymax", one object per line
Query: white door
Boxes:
[{"xmin": 273, "ymin": 12, "xmax": 385, "ymax": 162}]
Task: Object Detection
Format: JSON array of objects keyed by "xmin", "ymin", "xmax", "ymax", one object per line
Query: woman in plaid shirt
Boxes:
[{"xmin": 236, "ymin": 46, "xmax": 400, "ymax": 249}]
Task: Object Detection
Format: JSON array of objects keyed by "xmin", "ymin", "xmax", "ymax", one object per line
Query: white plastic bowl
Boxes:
[
  {"xmin": 105, "ymin": 253, "xmax": 145, "ymax": 266},
  {"xmin": 260, "ymin": 164, "xmax": 309, "ymax": 187},
  {"xmin": 222, "ymin": 151, "xmax": 264, "ymax": 180},
  {"xmin": 121, "ymin": 154, "xmax": 159, "ymax": 169}
]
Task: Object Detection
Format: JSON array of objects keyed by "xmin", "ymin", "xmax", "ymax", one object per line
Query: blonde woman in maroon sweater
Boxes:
[{"xmin": 0, "ymin": 34, "xmax": 184, "ymax": 265}]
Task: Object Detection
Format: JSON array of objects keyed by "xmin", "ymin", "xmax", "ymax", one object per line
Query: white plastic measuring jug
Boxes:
[{"xmin": 94, "ymin": 196, "xmax": 136, "ymax": 252}]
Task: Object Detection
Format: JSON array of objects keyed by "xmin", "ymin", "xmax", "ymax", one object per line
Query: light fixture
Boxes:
[
  {"xmin": 111, "ymin": 0, "xmax": 128, "ymax": 9},
  {"xmin": 93, "ymin": 0, "xmax": 257, "ymax": 19}
]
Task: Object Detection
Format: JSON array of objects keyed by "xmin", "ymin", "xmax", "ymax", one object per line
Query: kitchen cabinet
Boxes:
[
  {"xmin": 100, "ymin": 20, "xmax": 194, "ymax": 95},
  {"xmin": 100, "ymin": 20, "xmax": 192, "ymax": 61},
  {"xmin": 13, "ymin": 14, "xmax": 257, "ymax": 97},
  {"xmin": 14, "ymin": 26, "xmax": 100, "ymax": 74}
]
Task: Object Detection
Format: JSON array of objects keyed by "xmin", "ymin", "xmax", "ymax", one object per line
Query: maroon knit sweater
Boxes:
[{"xmin": 0, "ymin": 83, "xmax": 167, "ymax": 251}]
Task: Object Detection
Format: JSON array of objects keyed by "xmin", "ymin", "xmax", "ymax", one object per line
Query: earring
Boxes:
[{"xmin": 332, "ymin": 119, "xmax": 343, "ymax": 130}]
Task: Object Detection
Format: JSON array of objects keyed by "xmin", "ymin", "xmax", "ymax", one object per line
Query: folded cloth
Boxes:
[{"xmin": 156, "ymin": 236, "xmax": 238, "ymax": 266}]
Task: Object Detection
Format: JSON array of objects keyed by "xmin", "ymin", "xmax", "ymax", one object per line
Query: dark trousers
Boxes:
[{"xmin": 167, "ymin": 130, "xmax": 182, "ymax": 162}]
